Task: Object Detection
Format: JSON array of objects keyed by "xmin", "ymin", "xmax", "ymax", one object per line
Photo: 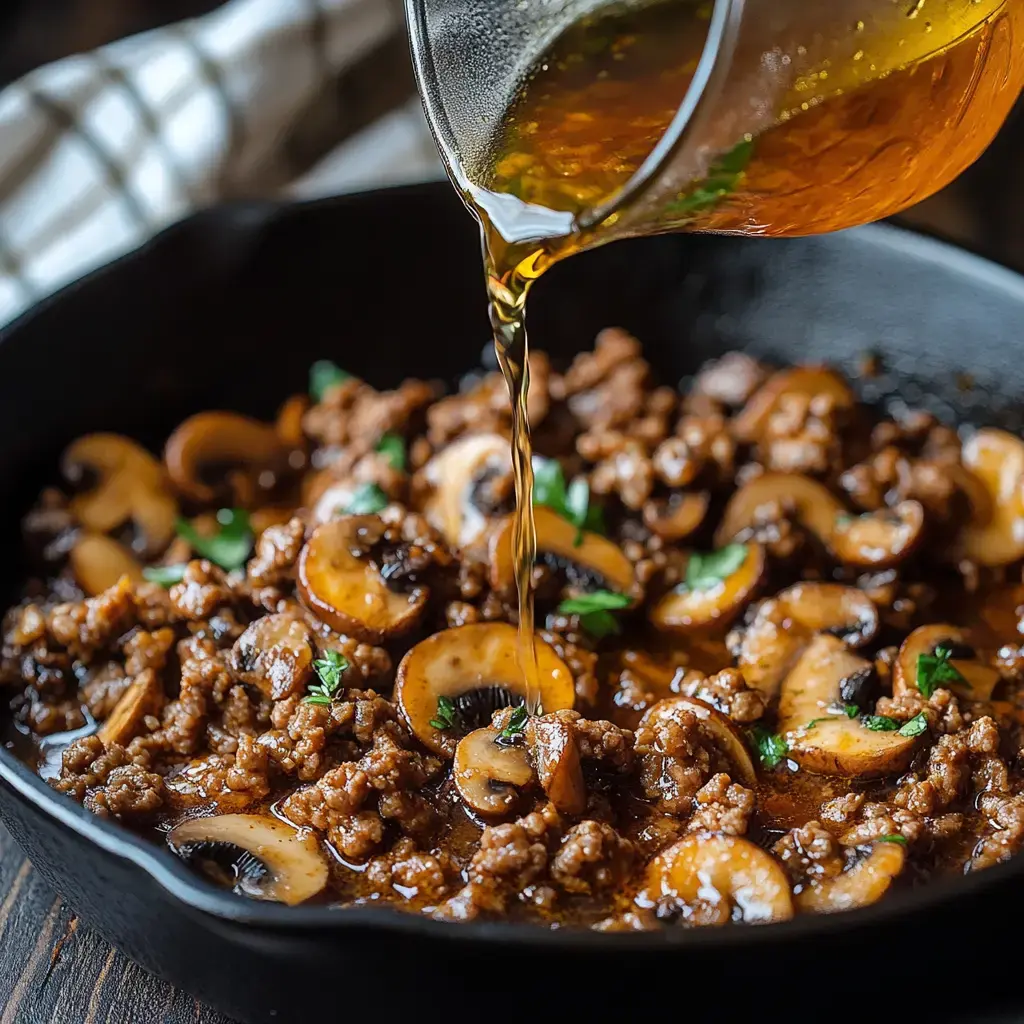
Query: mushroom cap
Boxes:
[
  {"xmin": 651, "ymin": 542, "xmax": 765, "ymax": 633},
  {"xmin": 297, "ymin": 516, "xmax": 427, "ymax": 643},
  {"xmin": 957, "ymin": 428, "xmax": 1024, "ymax": 567},
  {"xmin": 892, "ymin": 624, "xmax": 999, "ymax": 701},
  {"xmin": 453, "ymin": 727, "xmax": 534, "ymax": 818},
  {"xmin": 421, "ymin": 433, "xmax": 511, "ymax": 550},
  {"xmin": 732, "ymin": 367, "xmax": 854, "ymax": 443},
  {"xmin": 795, "ymin": 841, "xmax": 905, "ymax": 914},
  {"xmin": 780, "ymin": 635, "xmax": 918, "ymax": 778},
  {"xmin": 642, "ymin": 492, "xmax": 709, "ymax": 542},
  {"xmin": 230, "ymin": 614, "xmax": 316, "ymax": 701},
  {"xmin": 639, "ymin": 833, "xmax": 794, "ymax": 925},
  {"xmin": 98, "ymin": 670, "xmax": 163, "ymax": 747},
  {"xmin": 395, "ymin": 622, "xmax": 575, "ymax": 756},
  {"xmin": 489, "ymin": 506, "xmax": 636, "ymax": 597},
  {"xmin": 168, "ymin": 814, "xmax": 328, "ymax": 906},
  {"xmin": 70, "ymin": 534, "xmax": 144, "ymax": 596},
  {"xmin": 716, "ymin": 473, "xmax": 923, "ymax": 569},
  {"xmin": 638, "ymin": 696, "xmax": 757, "ymax": 786},
  {"xmin": 525, "ymin": 717, "xmax": 586, "ymax": 815}
]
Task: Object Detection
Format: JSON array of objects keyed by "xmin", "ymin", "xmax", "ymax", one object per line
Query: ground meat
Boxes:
[
  {"xmin": 675, "ymin": 667, "xmax": 766, "ymax": 724},
  {"xmin": 123, "ymin": 627, "xmax": 175, "ymax": 676},
  {"xmin": 365, "ymin": 838, "xmax": 451, "ymax": 901},
  {"xmin": 247, "ymin": 517, "xmax": 305, "ymax": 587},
  {"xmin": 757, "ymin": 390, "xmax": 843, "ymax": 476},
  {"xmin": 820, "ymin": 792, "xmax": 865, "ymax": 825},
  {"xmin": 46, "ymin": 577, "xmax": 135, "ymax": 657},
  {"xmin": 773, "ymin": 821, "xmax": 846, "ymax": 887},
  {"xmin": 973, "ymin": 794, "xmax": 1024, "ymax": 869},
  {"xmin": 540, "ymin": 709, "xmax": 634, "ymax": 772},
  {"xmin": 686, "ymin": 774, "xmax": 755, "ymax": 835},
  {"xmin": 874, "ymin": 687, "xmax": 964, "ymax": 735},
  {"xmin": 169, "ymin": 561, "xmax": 232, "ymax": 620},
  {"xmin": 582, "ymin": 432, "xmax": 655, "ymax": 509},
  {"xmin": 692, "ymin": 352, "xmax": 768, "ymax": 408},
  {"xmin": 52, "ymin": 735, "xmax": 163, "ymax": 820},
  {"xmin": 536, "ymin": 632, "xmax": 600, "ymax": 707},
  {"xmin": 550, "ymin": 820, "xmax": 635, "ymax": 894},
  {"xmin": 80, "ymin": 662, "xmax": 130, "ymax": 720}
]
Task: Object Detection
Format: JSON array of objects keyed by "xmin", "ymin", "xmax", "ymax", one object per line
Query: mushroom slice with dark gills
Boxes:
[
  {"xmin": 298, "ymin": 515, "xmax": 430, "ymax": 643},
  {"xmin": 230, "ymin": 614, "xmax": 315, "ymax": 701},
  {"xmin": 168, "ymin": 814, "xmax": 328, "ymax": 906},
  {"xmin": 957, "ymin": 428, "xmax": 1024, "ymax": 567},
  {"xmin": 732, "ymin": 582, "xmax": 879, "ymax": 699},
  {"xmin": 637, "ymin": 833, "xmax": 794, "ymax": 925},
  {"xmin": 716, "ymin": 473, "xmax": 924, "ymax": 569},
  {"xmin": 642, "ymin": 491, "xmax": 709, "ymax": 542},
  {"xmin": 394, "ymin": 622, "xmax": 575, "ymax": 756},
  {"xmin": 892, "ymin": 624, "xmax": 1000, "ymax": 701},
  {"xmin": 489, "ymin": 506, "xmax": 637, "ymax": 598},
  {"xmin": 454, "ymin": 727, "xmax": 535, "ymax": 818},
  {"xmin": 651, "ymin": 542, "xmax": 765, "ymax": 633},
  {"xmin": 419, "ymin": 433, "xmax": 512, "ymax": 550},
  {"xmin": 780, "ymin": 635, "xmax": 918, "ymax": 778},
  {"xmin": 796, "ymin": 840, "xmax": 905, "ymax": 914}
]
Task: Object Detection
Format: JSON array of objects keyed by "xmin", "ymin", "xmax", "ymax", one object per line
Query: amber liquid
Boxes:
[{"xmin": 472, "ymin": 0, "xmax": 1023, "ymax": 708}]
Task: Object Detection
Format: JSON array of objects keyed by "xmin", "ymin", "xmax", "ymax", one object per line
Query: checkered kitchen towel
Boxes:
[{"xmin": 0, "ymin": 0, "xmax": 442, "ymax": 328}]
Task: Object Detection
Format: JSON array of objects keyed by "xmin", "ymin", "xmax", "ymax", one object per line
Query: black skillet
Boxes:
[{"xmin": 1, "ymin": 182, "xmax": 1023, "ymax": 1024}]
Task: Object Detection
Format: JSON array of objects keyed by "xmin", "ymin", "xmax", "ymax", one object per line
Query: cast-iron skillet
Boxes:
[{"xmin": 1, "ymin": 182, "xmax": 1024, "ymax": 1023}]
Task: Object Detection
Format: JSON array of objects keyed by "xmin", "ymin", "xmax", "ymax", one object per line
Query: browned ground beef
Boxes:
[{"xmin": 4, "ymin": 334, "xmax": 1024, "ymax": 929}]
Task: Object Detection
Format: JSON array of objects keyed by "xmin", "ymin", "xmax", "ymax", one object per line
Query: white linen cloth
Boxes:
[{"xmin": 0, "ymin": 0, "xmax": 442, "ymax": 327}]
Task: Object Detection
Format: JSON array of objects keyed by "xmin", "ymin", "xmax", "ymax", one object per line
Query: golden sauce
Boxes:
[{"xmin": 469, "ymin": 0, "xmax": 1023, "ymax": 707}]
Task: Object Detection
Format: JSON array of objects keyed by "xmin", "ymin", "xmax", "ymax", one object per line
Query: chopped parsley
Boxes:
[
  {"xmin": 303, "ymin": 649, "xmax": 350, "ymax": 705},
  {"xmin": 175, "ymin": 508, "xmax": 252, "ymax": 572},
  {"xmin": 863, "ymin": 715, "xmax": 899, "ymax": 732},
  {"xmin": 376, "ymin": 433, "xmax": 406, "ymax": 471},
  {"xmin": 877, "ymin": 834, "xmax": 908, "ymax": 846},
  {"xmin": 683, "ymin": 544, "xmax": 749, "ymax": 592},
  {"xmin": 429, "ymin": 695, "xmax": 460, "ymax": 732},
  {"xmin": 532, "ymin": 457, "xmax": 604, "ymax": 544},
  {"xmin": 557, "ymin": 590, "xmax": 631, "ymax": 639},
  {"xmin": 142, "ymin": 564, "xmax": 187, "ymax": 587},
  {"xmin": 898, "ymin": 712, "xmax": 929, "ymax": 738},
  {"xmin": 310, "ymin": 360, "xmax": 351, "ymax": 401},
  {"xmin": 343, "ymin": 482, "xmax": 389, "ymax": 515},
  {"xmin": 498, "ymin": 705, "xmax": 529, "ymax": 743},
  {"xmin": 844, "ymin": 703, "xmax": 860, "ymax": 718},
  {"xmin": 750, "ymin": 725, "xmax": 788, "ymax": 770},
  {"xmin": 916, "ymin": 645, "xmax": 966, "ymax": 698}
]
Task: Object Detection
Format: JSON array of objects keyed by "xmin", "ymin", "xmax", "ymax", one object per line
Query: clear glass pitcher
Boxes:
[{"xmin": 406, "ymin": 0, "xmax": 1024, "ymax": 247}]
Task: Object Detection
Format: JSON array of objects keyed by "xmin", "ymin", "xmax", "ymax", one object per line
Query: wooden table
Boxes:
[{"xmin": 0, "ymin": 824, "xmax": 233, "ymax": 1024}]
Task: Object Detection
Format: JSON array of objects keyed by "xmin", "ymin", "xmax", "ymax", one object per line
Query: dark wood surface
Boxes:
[{"xmin": 0, "ymin": 823, "xmax": 235, "ymax": 1024}]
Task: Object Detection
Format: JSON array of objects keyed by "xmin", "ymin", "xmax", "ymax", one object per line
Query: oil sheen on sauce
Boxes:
[{"xmin": 469, "ymin": 0, "xmax": 1024, "ymax": 709}]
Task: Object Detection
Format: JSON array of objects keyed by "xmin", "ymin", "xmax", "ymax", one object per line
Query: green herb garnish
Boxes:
[
  {"xmin": 664, "ymin": 138, "xmax": 754, "ymax": 217},
  {"xmin": 343, "ymin": 482, "xmax": 389, "ymax": 515},
  {"xmin": 844, "ymin": 703, "xmax": 860, "ymax": 718},
  {"xmin": 557, "ymin": 590, "xmax": 631, "ymax": 639},
  {"xmin": 750, "ymin": 725, "xmax": 789, "ymax": 770},
  {"xmin": 498, "ymin": 705, "xmax": 529, "ymax": 743},
  {"xmin": 376, "ymin": 433, "xmax": 406, "ymax": 471},
  {"xmin": 142, "ymin": 564, "xmax": 187, "ymax": 587},
  {"xmin": 898, "ymin": 712, "xmax": 929, "ymax": 738},
  {"xmin": 175, "ymin": 508, "xmax": 253, "ymax": 572},
  {"xmin": 877, "ymin": 834, "xmax": 908, "ymax": 846},
  {"xmin": 532, "ymin": 457, "xmax": 604, "ymax": 543},
  {"xmin": 310, "ymin": 360, "xmax": 351, "ymax": 401},
  {"xmin": 303, "ymin": 649, "xmax": 350, "ymax": 705},
  {"xmin": 683, "ymin": 544, "xmax": 749, "ymax": 592},
  {"xmin": 429, "ymin": 695, "xmax": 460, "ymax": 732},
  {"xmin": 863, "ymin": 715, "xmax": 899, "ymax": 732},
  {"xmin": 807, "ymin": 703, "xmax": 860, "ymax": 729},
  {"xmin": 916, "ymin": 645, "xmax": 966, "ymax": 698}
]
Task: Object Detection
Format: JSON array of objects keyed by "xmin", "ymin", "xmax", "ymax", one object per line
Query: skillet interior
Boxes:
[{"xmin": 2, "ymin": 182, "xmax": 1024, "ymax": 1022}]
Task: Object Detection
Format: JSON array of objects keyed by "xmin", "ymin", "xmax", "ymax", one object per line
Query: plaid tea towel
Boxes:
[{"xmin": 0, "ymin": 0, "xmax": 441, "ymax": 328}]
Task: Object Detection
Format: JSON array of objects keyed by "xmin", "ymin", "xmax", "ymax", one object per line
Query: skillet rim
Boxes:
[{"xmin": 3, "ymin": 181, "xmax": 1024, "ymax": 947}]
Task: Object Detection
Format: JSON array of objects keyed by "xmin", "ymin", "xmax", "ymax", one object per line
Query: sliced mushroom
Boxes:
[
  {"xmin": 795, "ymin": 841, "xmax": 905, "ymax": 914},
  {"xmin": 453, "ymin": 727, "xmax": 534, "ymax": 818},
  {"xmin": 638, "ymin": 833, "xmax": 794, "ymax": 925},
  {"xmin": 421, "ymin": 433, "xmax": 511, "ymax": 549},
  {"xmin": 638, "ymin": 696, "xmax": 757, "ymax": 786},
  {"xmin": 780, "ymin": 635, "xmax": 918, "ymax": 778},
  {"xmin": 489, "ymin": 506, "xmax": 636, "ymax": 597},
  {"xmin": 732, "ymin": 367, "xmax": 854, "ymax": 443},
  {"xmin": 525, "ymin": 717, "xmax": 585, "ymax": 815},
  {"xmin": 651, "ymin": 542, "xmax": 765, "ymax": 633},
  {"xmin": 394, "ymin": 622, "xmax": 575, "ymax": 756},
  {"xmin": 62, "ymin": 434, "xmax": 177, "ymax": 555},
  {"xmin": 298, "ymin": 516, "xmax": 427, "ymax": 643},
  {"xmin": 957, "ymin": 429, "xmax": 1024, "ymax": 567},
  {"xmin": 98, "ymin": 670, "xmax": 163, "ymax": 747},
  {"xmin": 275, "ymin": 394, "xmax": 309, "ymax": 448},
  {"xmin": 642, "ymin": 492, "xmax": 709, "ymax": 542},
  {"xmin": 735, "ymin": 582, "xmax": 879, "ymax": 698},
  {"xmin": 716, "ymin": 473, "xmax": 923, "ymax": 569},
  {"xmin": 892, "ymin": 624, "xmax": 1000, "ymax": 701},
  {"xmin": 168, "ymin": 814, "xmax": 328, "ymax": 906},
  {"xmin": 230, "ymin": 614, "xmax": 315, "ymax": 700},
  {"xmin": 164, "ymin": 411, "xmax": 286, "ymax": 504},
  {"xmin": 70, "ymin": 534, "xmax": 144, "ymax": 595}
]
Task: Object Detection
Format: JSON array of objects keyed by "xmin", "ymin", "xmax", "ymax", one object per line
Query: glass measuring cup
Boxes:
[{"xmin": 407, "ymin": 0, "xmax": 1024, "ymax": 248}]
